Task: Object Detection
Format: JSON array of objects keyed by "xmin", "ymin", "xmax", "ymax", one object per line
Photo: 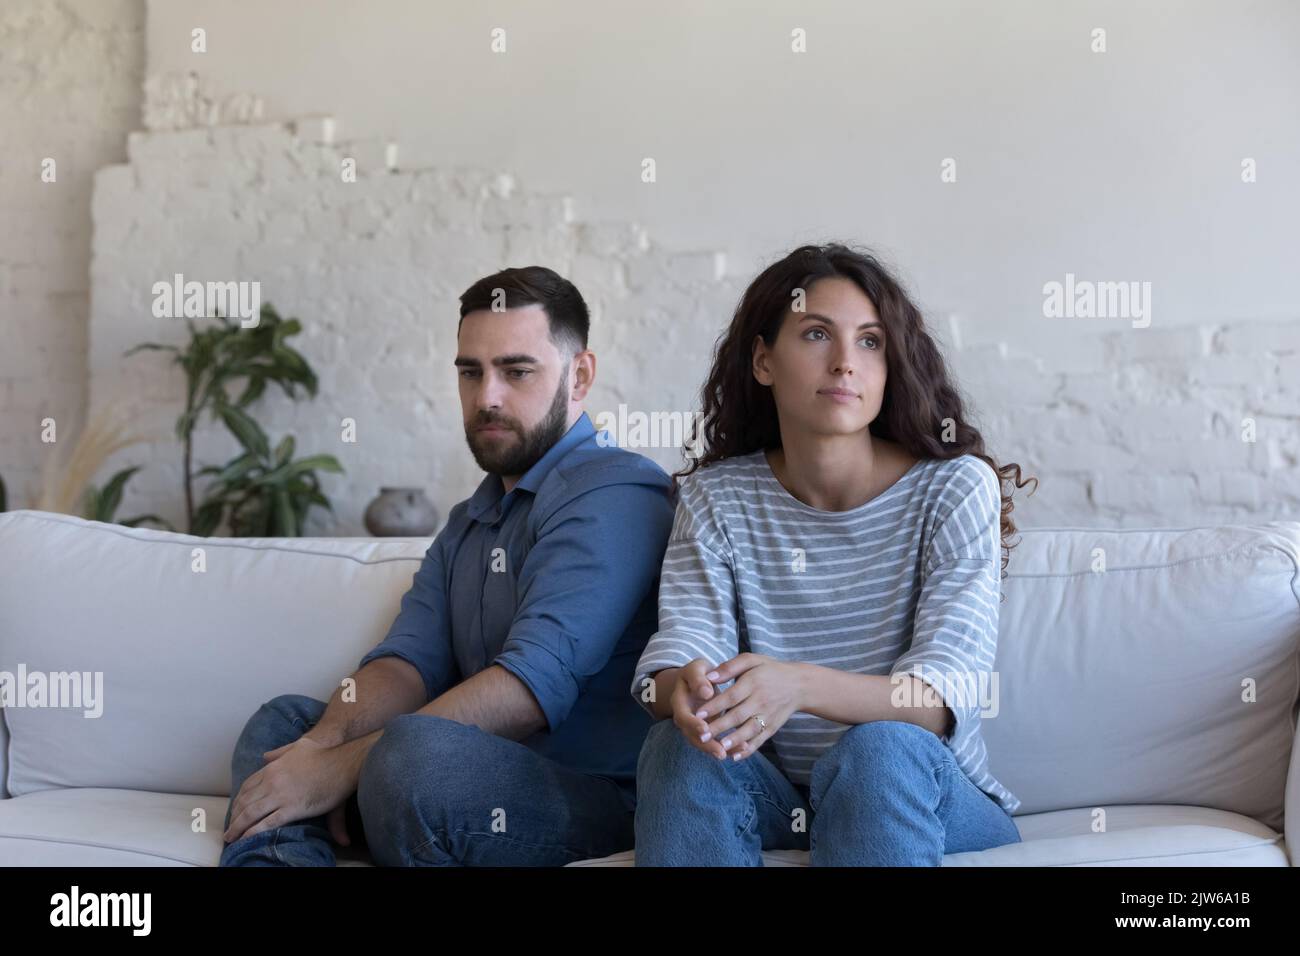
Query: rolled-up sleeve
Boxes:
[
  {"xmin": 629, "ymin": 480, "xmax": 740, "ymax": 718},
  {"xmin": 358, "ymin": 537, "xmax": 459, "ymax": 702},
  {"xmin": 890, "ymin": 459, "xmax": 1002, "ymax": 745},
  {"xmin": 493, "ymin": 481, "xmax": 674, "ymax": 733}
]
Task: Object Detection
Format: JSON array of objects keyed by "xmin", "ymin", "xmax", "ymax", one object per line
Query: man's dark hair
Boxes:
[{"xmin": 458, "ymin": 266, "xmax": 590, "ymax": 357}]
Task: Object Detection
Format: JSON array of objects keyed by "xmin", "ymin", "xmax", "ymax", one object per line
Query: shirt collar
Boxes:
[{"xmin": 466, "ymin": 412, "xmax": 597, "ymax": 522}]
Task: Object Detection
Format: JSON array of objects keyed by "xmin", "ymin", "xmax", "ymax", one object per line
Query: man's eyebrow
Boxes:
[
  {"xmin": 453, "ymin": 354, "xmax": 543, "ymax": 367},
  {"xmin": 798, "ymin": 313, "xmax": 884, "ymax": 332}
]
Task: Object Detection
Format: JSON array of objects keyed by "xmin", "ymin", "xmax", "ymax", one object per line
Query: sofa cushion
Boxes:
[
  {"xmin": 982, "ymin": 521, "xmax": 1300, "ymax": 832},
  {"xmin": 0, "ymin": 510, "xmax": 430, "ymax": 798},
  {"xmin": 568, "ymin": 805, "xmax": 1289, "ymax": 867},
  {"xmin": 2, "ymin": 510, "xmax": 1297, "ymax": 842},
  {"xmin": 0, "ymin": 788, "xmax": 226, "ymax": 866},
  {"xmin": 0, "ymin": 706, "xmax": 8, "ymax": 798},
  {"xmin": 0, "ymin": 789, "xmax": 1285, "ymax": 867}
]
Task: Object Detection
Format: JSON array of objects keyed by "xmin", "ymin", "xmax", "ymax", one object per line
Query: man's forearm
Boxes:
[
  {"xmin": 303, "ymin": 656, "xmax": 428, "ymax": 748},
  {"xmin": 317, "ymin": 664, "xmax": 549, "ymax": 795},
  {"xmin": 414, "ymin": 664, "xmax": 546, "ymax": 740}
]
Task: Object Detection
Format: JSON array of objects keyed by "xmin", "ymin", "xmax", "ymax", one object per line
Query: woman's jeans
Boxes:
[
  {"xmin": 219, "ymin": 694, "xmax": 637, "ymax": 866},
  {"xmin": 634, "ymin": 718, "xmax": 1022, "ymax": 866}
]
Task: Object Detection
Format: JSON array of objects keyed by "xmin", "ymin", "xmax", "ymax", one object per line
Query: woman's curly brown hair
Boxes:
[{"xmin": 676, "ymin": 242, "xmax": 1038, "ymax": 587}]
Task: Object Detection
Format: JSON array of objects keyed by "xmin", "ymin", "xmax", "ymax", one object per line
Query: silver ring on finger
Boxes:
[{"xmin": 752, "ymin": 714, "xmax": 767, "ymax": 732}]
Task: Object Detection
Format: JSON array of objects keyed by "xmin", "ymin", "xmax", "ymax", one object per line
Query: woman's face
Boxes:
[{"xmin": 752, "ymin": 276, "xmax": 888, "ymax": 442}]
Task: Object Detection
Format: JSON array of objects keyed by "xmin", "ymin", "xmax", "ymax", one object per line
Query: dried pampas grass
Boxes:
[{"xmin": 31, "ymin": 401, "xmax": 155, "ymax": 515}]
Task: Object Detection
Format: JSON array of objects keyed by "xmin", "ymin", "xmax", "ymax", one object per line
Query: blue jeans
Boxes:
[
  {"xmin": 220, "ymin": 694, "xmax": 638, "ymax": 866},
  {"xmin": 634, "ymin": 718, "xmax": 1022, "ymax": 865}
]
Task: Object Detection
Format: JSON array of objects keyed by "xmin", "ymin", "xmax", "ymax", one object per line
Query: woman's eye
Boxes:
[
  {"xmin": 861, "ymin": 335, "xmax": 880, "ymax": 350},
  {"xmin": 804, "ymin": 327, "xmax": 828, "ymax": 341}
]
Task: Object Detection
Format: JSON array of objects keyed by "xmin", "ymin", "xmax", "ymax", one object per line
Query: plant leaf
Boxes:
[
  {"xmin": 98, "ymin": 466, "xmax": 142, "ymax": 521},
  {"xmin": 121, "ymin": 515, "xmax": 175, "ymax": 531},
  {"xmin": 193, "ymin": 500, "xmax": 226, "ymax": 537},
  {"xmin": 272, "ymin": 488, "xmax": 297, "ymax": 536},
  {"xmin": 236, "ymin": 373, "xmax": 267, "ymax": 408},
  {"xmin": 287, "ymin": 454, "xmax": 344, "ymax": 476},
  {"xmin": 214, "ymin": 452, "xmax": 260, "ymax": 485},
  {"xmin": 274, "ymin": 435, "xmax": 295, "ymax": 466},
  {"xmin": 82, "ymin": 487, "xmax": 102, "ymax": 522},
  {"xmin": 123, "ymin": 342, "xmax": 177, "ymax": 358},
  {"xmin": 217, "ymin": 403, "xmax": 270, "ymax": 460}
]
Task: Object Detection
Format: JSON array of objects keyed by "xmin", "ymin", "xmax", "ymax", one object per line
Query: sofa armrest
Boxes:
[
  {"xmin": 0, "ymin": 706, "xmax": 8, "ymax": 799},
  {"xmin": 1287, "ymin": 709, "xmax": 1299, "ymax": 865}
]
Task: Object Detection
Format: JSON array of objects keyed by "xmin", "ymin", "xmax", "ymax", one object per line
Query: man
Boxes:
[{"xmin": 220, "ymin": 266, "xmax": 675, "ymax": 866}]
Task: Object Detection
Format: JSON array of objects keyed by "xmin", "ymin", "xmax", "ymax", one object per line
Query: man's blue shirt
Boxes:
[{"xmin": 358, "ymin": 412, "xmax": 675, "ymax": 782}]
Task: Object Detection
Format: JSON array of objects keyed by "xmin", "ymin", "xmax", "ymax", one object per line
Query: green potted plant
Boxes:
[{"xmin": 126, "ymin": 304, "xmax": 343, "ymax": 536}]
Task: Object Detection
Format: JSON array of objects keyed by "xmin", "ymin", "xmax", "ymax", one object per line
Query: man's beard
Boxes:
[{"xmin": 464, "ymin": 375, "xmax": 571, "ymax": 479}]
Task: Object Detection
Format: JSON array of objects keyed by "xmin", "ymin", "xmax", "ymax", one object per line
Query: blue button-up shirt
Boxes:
[{"xmin": 358, "ymin": 412, "xmax": 675, "ymax": 782}]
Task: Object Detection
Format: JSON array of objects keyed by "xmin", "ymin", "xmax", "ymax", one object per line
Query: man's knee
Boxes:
[
  {"xmin": 245, "ymin": 693, "xmax": 325, "ymax": 736},
  {"xmin": 231, "ymin": 694, "xmax": 326, "ymax": 781},
  {"xmin": 358, "ymin": 713, "xmax": 476, "ymax": 789},
  {"xmin": 355, "ymin": 713, "xmax": 481, "ymax": 864}
]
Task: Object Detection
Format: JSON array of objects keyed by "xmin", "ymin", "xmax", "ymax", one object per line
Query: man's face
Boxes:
[{"xmin": 455, "ymin": 305, "xmax": 574, "ymax": 480}]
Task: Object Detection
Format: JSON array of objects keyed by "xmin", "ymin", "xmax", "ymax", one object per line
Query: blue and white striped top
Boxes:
[{"xmin": 631, "ymin": 449, "xmax": 1020, "ymax": 814}]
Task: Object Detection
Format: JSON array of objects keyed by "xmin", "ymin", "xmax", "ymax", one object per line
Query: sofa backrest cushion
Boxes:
[
  {"xmin": 0, "ymin": 510, "xmax": 430, "ymax": 798},
  {"xmin": 2, "ymin": 511, "xmax": 1298, "ymax": 829},
  {"xmin": 984, "ymin": 520, "xmax": 1300, "ymax": 831}
]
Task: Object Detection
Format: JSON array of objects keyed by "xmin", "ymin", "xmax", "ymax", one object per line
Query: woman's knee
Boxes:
[
  {"xmin": 636, "ymin": 719, "xmax": 739, "ymax": 800},
  {"xmin": 638, "ymin": 720, "xmax": 703, "ymax": 777},
  {"xmin": 811, "ymin": 721, "xmax": 940, "ymax": 800},
  {"xmin": 828, "ymin": 720, "xmax": 938, "ymax": 768}
]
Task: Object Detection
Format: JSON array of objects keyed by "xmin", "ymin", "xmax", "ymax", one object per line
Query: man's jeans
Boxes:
[
  {"xmin": 219, "ymin": 694, "xmax": 637, "ymax": 866},
  {"xmin": 633, "ymin": 718, "xmax": 1022, "ymax": 866}
]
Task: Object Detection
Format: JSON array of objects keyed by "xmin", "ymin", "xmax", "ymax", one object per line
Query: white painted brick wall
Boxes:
[
  {"xmin": 0, "ymin": 0, "xmax": 143, "ymax": 509},
  {"xmin": 81, "ymin": 110, "xmax": 1300, "ymax": 536},
  {"xmin": 5, "ymin": 29, "xmax": 1295, "ymax": 534},
  {"xmin": 86, "ymin": 117, "xmax": 744, "ymax": 535}
]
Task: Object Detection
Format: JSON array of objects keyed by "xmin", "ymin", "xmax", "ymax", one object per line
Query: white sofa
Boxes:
[{"xmin": 0, "ymin": 508, "xmax": 1297, "ymax": 866}]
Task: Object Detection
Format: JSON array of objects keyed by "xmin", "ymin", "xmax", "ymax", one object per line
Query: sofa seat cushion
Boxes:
[
  {"xmin": 567, "ymin": 804, "xmax": 1289, "ymax": 866},
  {"xmin": 0, "ymin": 787, "xmax": 381, "ymax": 867},
  {"xmin": 0, "ymin": 788, "xmax": 229, "ymax": 866},
  {"xmin": 0, "ymin": 790, "xmax": 1286, "ymax": 868}
]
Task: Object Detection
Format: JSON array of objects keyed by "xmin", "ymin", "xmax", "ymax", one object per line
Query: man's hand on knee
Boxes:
[{"xmin": 223, "ymin": 735, "xmax": 357, "ymax": 846}]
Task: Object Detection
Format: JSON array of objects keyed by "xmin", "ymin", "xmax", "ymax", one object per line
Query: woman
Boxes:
[{"xmin": 630, "ymin": 243, "xmax": 1037, "ymax": 866}]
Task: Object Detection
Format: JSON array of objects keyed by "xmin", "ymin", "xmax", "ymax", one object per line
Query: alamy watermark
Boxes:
[
  {"xmin": 0, "ymin": 664, "xmax": 104, "ymax": 718},
  {"xmin": 890, "ymin": 668, "xmax": 1000, "ymax": 720},
  {"xmin": 151, "ymin": 273, "xmax": 261, "ymax": 327},
  {"xmin": 594, "ymin": 404, "xmax": 705, "ymax": 456},
  {"xmin": 50, "ymin": 886, "xmax": 150, "ymax": 935},
  {"xmin": 1042, "ymin": 272, "xmax": 1151, "ymax": 328}
]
